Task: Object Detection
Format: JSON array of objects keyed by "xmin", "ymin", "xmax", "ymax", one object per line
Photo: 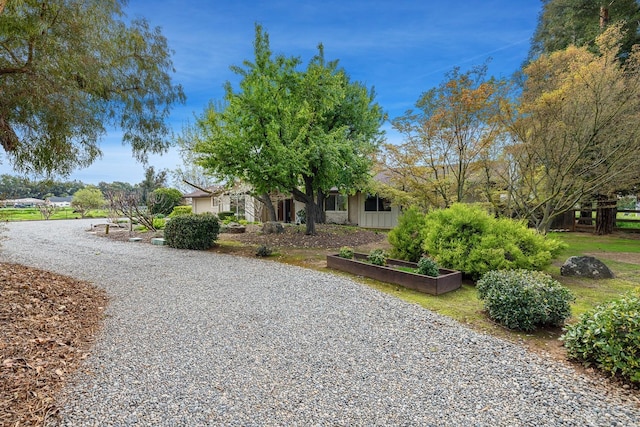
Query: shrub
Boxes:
[
  {"xmin": 477, "ymin": 270, "xmax": 574, "ymax": 332},
  {"xmin": 415, "ymin": 256, "xmax": 439, "ymax": 277},
  {"xmin": 152, "ymin": 217, "xmax": 166, "ymax": 230},
  {"xmin": 421, "ymin": 203, "xmax": 565, "ymax": 279},
  {"xmin": 164, "ymin": 213, "xmax": 220, "ymax": 250},
  {"xmin": 169, "ymin": 205, "xmax": 192, "ymax": 217},
  {"xmin": 149, "ymin": 188, "xmax": 184, "ymax": 216},
  {"xmin": 367, "ymin": 249, "xmax": 388, "ymax": 266},
  {"xmin": 388, "ymin": 206, "xmax": 427, "ymax": 262},
  {"xmin": 338, "ymin": 246, "xmax": 354, "ymax": 259},
  {"xmin": 255, "ymin": 244, "xmax": 272, "ymax": 257},
  {"xmin": 217, "ymin": 211, "xmax": 235, "ymax": 221},
  {"xmin": 562, "ymin": 291, "xmax": 640, "ymax": 383}
]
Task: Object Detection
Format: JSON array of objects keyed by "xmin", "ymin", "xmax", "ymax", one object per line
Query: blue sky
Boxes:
[{"xmin": 1, "ymin": 0, "xmax": 542, "ymax": 185}]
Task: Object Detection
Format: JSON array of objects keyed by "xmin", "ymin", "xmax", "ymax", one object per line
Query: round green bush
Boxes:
[
  {"xmin": 169, "ymin": 205, "xmax": 192, "ymax": 217},
  {"xmin": 217, "ymin": 211, "xmax": 236, "ymax": 221},
  {"xmin": 367, "ymin": 249, "xmax": 388, "ymax": 266},
  {"xmin": 421, "ymin": 204, "xmax": 564, "ymax": 279},
  {"xmin": 477, "ymin": 269, "xmax": 574, "ymax": 332},
  {"xmin": 416, "ymin": 256, "xmax": 439, "ymax": 277},
  {"xmin": 338, "ymin": 246, "xmax": 354, "ymax": 259},
  {"xmin": 562, "ymin": 291, "xmax": 640, "ymax": 383},
  {"xmin": 164, "ymin": 213, "xmax": 220, "ymax": 250},
  {"xmin": 388, "ymin": 206, "xmax": 427, "ymax": 262}
]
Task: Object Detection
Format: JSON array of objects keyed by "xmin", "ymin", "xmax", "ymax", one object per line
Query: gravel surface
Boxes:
[{"xmin": 1, "ymin": 219, "xmax": 639, "ymax": 426}]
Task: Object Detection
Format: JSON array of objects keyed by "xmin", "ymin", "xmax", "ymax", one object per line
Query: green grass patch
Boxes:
[
  {"xmin": 0, "ymin": 207, "xmax": 108, "ymax": 221},
  {"xmin": 549, "ymin": 232, "xmax": 640, "ymax": 255}
]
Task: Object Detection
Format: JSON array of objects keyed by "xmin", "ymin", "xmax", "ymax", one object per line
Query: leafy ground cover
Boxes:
[{"xmin": 0, "ymin": 263, "xmax": 107, "ymax": 426}]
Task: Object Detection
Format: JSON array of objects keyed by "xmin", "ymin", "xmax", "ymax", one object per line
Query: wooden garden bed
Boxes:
[{"xmin": 326, "ymin": 252, "xmax": 462, "ymax": 295}]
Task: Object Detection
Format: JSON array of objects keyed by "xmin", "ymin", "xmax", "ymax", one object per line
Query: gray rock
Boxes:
[
  {"xmin": 262, "ymin": 221, "xmax": 284, "ymax": 234},
  {"xmin": 560, "ymin": 256, "xmax": 615, "ymax": 279},
  {"xmin": 225, "ymin": 222, "xmax": 246, "ymax": 234}
]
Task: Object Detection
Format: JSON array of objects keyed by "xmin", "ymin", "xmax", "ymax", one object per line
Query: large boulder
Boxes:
[
  {"xmin": 560, "ymin": 256, "xmax": 614, "ymax": 279},
  {"xmin": 262, "ymin": 221, "xmax": 284, "ymax": 234}
]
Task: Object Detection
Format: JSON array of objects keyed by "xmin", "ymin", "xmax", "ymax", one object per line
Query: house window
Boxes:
[
  {"xmin": 325, "ymin": 194, "xmax": 347, "ymax": 211},
  {"xmin": 365, "ymin": 194, "xmax": 392, "ymax": 212},
  {"xmin": 230, "ymin": 194, "xmax": 246, "ymax": 219}
]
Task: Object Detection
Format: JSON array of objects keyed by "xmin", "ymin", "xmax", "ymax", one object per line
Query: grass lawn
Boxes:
[{"xmin": 0, "ymin": 207, "xmax": 108, "ymax": 221}]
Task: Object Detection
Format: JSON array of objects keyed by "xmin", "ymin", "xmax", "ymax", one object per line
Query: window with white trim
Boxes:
[{"xmin": 325, "ymin": 194, "xmax": 347, "ymax": 211}]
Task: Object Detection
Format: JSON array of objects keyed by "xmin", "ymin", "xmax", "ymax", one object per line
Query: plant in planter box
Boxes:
[
  {"xmin": 415, "ymin": 256, "xmax": 439, "ymax": 277},
  {"xmin": 368, "ymin": 249, "xmax": 388, "ymax": 266},
  {"xmin": 338, "ymin": 246, "xmax": 354, "ymax": 259}
]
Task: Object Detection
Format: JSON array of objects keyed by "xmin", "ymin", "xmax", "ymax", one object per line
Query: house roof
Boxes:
[
  {"xmin": 183, "ymin": 185, "xmax": 225, "ymax": 199},
  {"xmin": 48, "ymin": 196, "xmax": 73, "ymax": 202},
  {"xmin": 1, "ymin": 198, "xmax": 45, "ymax": 205}
]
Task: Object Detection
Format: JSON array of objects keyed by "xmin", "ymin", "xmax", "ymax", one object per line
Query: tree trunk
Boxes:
[
  {"xmin": 291, "ymin": 177, "xmax": 317, "ymax": 235},
  {"xmin": 305, "ymin": 199, "xmax": 317, "ymax": 235},
  {"xmin": 256, "ymin": 192, "xmax": 277, "ymax": 222},
  {"xmin": 595, "ymin": 197, "xmax": 616, "ymax": 235},
  {"xmin": 600, "ymin": 6, "xmax": 609, "ymax": 29}
]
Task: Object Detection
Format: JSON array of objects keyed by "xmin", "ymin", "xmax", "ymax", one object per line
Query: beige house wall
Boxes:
[
  {"xmin": 190, "ymin": 191, "xmax": 399, "ymax": 229},
  {"xmin": 354, "ymin": 193, "xmax": 400, "ymax": 229},
  {"xmin": 325, "ymin": 210, "xmax": 349, "ymax": 224},
  {"xmin": 192, "ymin": 197, "xmax": 214, "ymax": 214}
]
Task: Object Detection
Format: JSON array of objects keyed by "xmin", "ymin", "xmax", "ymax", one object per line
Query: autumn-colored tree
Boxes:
[
  {"xmin": 501, "ymin": 24, "xmax": 640, "ymax": 233},
  {"xmin": 381, "ymin": 65, "xmax": 507, "ymax": 210}
]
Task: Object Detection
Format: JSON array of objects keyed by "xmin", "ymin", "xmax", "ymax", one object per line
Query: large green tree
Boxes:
[
  {"xmin": 0, "ymin": 0, "xmax": 185, "ymax": 176},
  {"xmin": 195, "ymin": 25, "xmax": 384, "ymax": 234},
  {"xmin": 529, "ymin": 0, "xmax": 640, "ymax": 59}
]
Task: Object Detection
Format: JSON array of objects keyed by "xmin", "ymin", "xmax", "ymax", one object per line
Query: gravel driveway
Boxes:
[{"xmin": 1, "ymin": 219, "xmax": 638, "ymax": 426}]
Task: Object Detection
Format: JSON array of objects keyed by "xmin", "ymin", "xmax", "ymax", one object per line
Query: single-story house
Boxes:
[
  {"xmin": 0, "ymin": 198, "xmax": 45, "ymax": 207},
  {"xmin": 183, "ymin": 184, "xmax": 263, "ymax": 223},
  {"xmin": 47, "ymin": 196, "xmax": 73, "ymax": 207},
  {"xmin": 184, "ymin": 180, "xmax": 400, "ymax": 229}
]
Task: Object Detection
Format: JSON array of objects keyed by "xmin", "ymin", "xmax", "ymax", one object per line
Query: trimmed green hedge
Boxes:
[
  {"xmin": 562, "ymin": 291, "xmax": 640, "ymax": 383},
  {"xmin": 164, "ymin": 213, "xmax": 220, "ymax": 250},
  {"xmin": 421, "ymin": 204, "xmax": 564, "ymax": 279},
  {"xmin": 169, "ymin": 205, "xmax": 192, "ymax": 217},
  {"xmin": 477, "ymin": 269, "xmax": 574, "ymax": 332}
]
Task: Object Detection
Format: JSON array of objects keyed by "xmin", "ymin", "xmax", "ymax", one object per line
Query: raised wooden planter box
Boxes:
[{"xmin": 326, "ymin": 252, "xmax": 462, "ymax": 295}]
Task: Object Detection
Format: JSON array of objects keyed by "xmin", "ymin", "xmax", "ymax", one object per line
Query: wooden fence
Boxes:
[{"xmin": 554, "ymin": 208, "xmax": 640, "ymax": 233}]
